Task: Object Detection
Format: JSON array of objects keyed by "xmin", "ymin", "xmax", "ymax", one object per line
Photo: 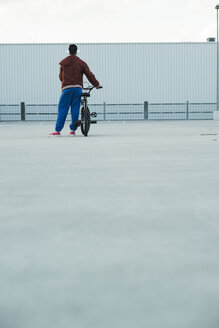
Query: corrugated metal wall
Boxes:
[{"xmin": 0, "ymin": 42, "xmax": 216, "ymax": 105}]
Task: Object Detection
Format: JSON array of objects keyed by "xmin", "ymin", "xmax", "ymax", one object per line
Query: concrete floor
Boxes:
[{"xmin": 0, "ymin": 120, "xmax": 219, "ymax": 328}]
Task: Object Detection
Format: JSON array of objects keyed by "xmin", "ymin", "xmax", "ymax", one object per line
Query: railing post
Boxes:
[
  {"xmin": 186, "ymin": 101, "xmax": 189, "ymax": 120},
  {"xmin": 103, "ymin": 101, "xmax": 106, "ymax": 121},
  {"xmin": 144, "ymin": 101, "xmax": 148, "ymax": 120},
  {"xmin": 21, "ymin": 102, "xmax": 25, "ymax": 121}
]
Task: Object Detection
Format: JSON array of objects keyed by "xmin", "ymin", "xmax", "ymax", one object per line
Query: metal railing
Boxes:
[{"xmin": 0, "ymin": 101, "xmax": 216, "ymax": 121}]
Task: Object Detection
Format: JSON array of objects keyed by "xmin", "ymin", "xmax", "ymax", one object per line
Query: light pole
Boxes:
[{"xmin": 215, "ymin": 5, "xmax": 219, "ymax": 111}]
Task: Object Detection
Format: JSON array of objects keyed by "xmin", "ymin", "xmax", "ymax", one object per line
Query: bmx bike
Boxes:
[{"xmin": 75, "ymin": 86, "xmax": 102, "ymax": 137}]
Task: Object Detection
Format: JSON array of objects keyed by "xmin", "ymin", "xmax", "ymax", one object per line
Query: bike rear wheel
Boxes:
[{"xmin": 81, "ymin": 106, "xmax": 91, "ymax": 136}]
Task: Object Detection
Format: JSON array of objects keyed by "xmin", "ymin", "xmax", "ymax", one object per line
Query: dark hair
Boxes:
[{"xmin": 69, "ymin": 44, "xmax": 77, "ymax": 55}]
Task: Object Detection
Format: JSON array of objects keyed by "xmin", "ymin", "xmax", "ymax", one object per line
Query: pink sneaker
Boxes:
[
  {"xmin": 69, "ymin": 131, "xmax": 75, "ymax": 135},
  {"xmin": 49, "ymin": 131, "xmax": 60, "ymax": 136}
]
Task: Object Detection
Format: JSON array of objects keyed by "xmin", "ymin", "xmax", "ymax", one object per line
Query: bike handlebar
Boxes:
[{"xmin": 83, "ymin": 86, "xmax": 103, "ymax": 93}]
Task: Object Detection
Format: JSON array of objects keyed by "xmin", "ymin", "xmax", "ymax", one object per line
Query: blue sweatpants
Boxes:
[{"xmin": 55, "ymin": 87, "xmax": 82, "ymax": 132}]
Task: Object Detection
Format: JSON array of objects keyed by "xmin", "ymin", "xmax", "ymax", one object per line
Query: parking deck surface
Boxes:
[{"xmin": 0, "ymin": 120, "xmax": 219, "ymax": 328}]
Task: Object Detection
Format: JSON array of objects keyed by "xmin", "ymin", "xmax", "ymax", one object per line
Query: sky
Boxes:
[{"xmin": 0, "ymin": 0, "xmax": 218, "ymax": 43}]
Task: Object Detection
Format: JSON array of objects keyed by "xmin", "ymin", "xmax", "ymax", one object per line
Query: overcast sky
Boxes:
[{"xmin": 0, "ymin": 0, "xmax": 217, "ymax": 43}]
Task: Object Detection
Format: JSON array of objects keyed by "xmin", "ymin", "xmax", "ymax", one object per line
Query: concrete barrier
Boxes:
[{"xmin": 213, "ymin": 111, "xmax": 219, "ymax": 120}]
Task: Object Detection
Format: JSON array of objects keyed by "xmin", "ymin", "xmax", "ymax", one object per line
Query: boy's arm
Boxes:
[
  {"xmin": 83, "ymin": 63, "xmax": 100, "ymax": 87},
  {"xmin": 59, "ymin": 66, "xmax": 63, "ymax": 81}
]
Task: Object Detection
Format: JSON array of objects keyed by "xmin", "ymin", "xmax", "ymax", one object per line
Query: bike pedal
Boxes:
[
  {"xmin": 91, "ymin": 120, "xmax": 97, "ymax": 124},
  {"xmin": 91, "ymin": 112, "xmax": 97, "ymax": 118}
]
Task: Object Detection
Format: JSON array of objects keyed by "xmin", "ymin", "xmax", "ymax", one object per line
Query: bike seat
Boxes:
[{"xmin": 81, "ymin": 92, "xmax": 90, "ymax": 97}]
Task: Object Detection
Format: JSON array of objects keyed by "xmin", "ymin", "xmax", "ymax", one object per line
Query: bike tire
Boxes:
[{"xmin": 81, "ymin": 106, "xmax": 91, "ymax": 136}]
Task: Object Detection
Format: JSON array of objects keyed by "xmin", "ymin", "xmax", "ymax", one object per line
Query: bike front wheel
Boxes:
[{"xmin": 81, "ymin": 106, "xmax": 91, "ymax": 136}]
